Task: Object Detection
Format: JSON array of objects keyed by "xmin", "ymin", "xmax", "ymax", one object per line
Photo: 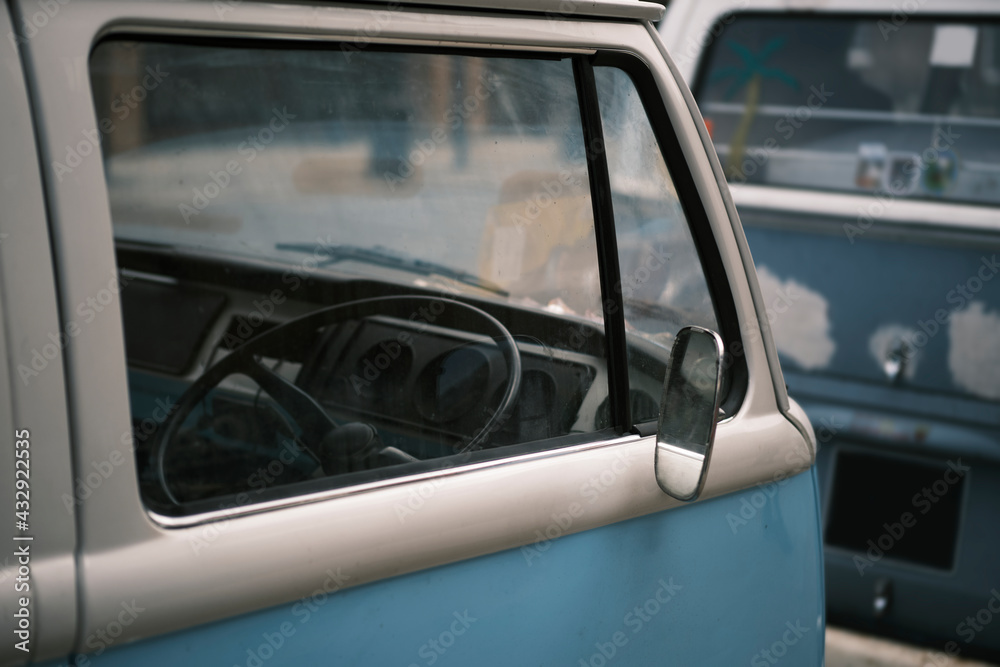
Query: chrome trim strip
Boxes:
[
  {"xmin": 731, "ymin": 184, "xmax": 1000, "ymax": 233},
  {"xmin": 149, "ymin": 433, "xmax": 642, "ymax": 528},
  {"xmin": 120, "ymin": 268, "xmax": 179, "ymax": 285},
  {"xmin": 702, "ymin": 101, "xmax": 1000, "ymax": 129},
  {"xmin": 344, "ymin": 0, "xmax": 665, "ymax": 21}
]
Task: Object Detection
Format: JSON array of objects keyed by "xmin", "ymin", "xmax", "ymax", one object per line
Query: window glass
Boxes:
[
  {"xmin": 695, "ymin": 16, "xmax": 1000, "ymax": 206},
  {"xmin": 90, "ymin": 41, "xmax": 611, "ymax": 514},
  {"xmin": 595, "ymin": 67, "xmax": 720, "ymax": 423}
]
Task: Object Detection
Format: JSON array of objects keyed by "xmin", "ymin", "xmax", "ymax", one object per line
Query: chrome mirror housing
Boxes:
[{"xmin": 654, "ymin": 326, "xmax": 725, "ymax": 501}]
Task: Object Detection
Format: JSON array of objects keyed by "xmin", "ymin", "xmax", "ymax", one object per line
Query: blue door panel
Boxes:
[{"xmin": 71, "ymin": 469, "xmax": 822, "ymax": 667}]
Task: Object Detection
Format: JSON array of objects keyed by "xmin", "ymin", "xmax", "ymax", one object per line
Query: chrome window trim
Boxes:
[{"xmin": 151, "ymin": 432, "xmax": 642, "ymax": 528}]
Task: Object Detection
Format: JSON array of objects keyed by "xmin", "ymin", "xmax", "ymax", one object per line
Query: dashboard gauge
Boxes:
[
  {"xmin": 351, "ymin": 340, "xmax": 414, "ymax": 406},
  {"xmin": 415, "ymin": 346, "xmax": 491, "ymax": 424}
]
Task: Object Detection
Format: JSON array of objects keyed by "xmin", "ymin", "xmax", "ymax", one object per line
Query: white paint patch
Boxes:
[
  {"xmin": 948, "ymin": 301, "xmax": 1000, "ymax": 400},
  {"xmin": 868, "ymin": 324, "xmax": 921, "ymax": 381},
  {"xmin": 755, "ymin": 266, "xmax": 835, "ymax": 370}
]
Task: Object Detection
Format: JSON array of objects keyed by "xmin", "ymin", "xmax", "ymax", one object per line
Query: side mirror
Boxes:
[{"xmin": 654, "ymin": 326, "xmax": 724, "ymax": 502}]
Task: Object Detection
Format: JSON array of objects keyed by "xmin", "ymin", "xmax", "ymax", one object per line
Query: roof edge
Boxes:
[{"xmin": 350, "ymin": 0, "xmax": 665, "ymax": 22}]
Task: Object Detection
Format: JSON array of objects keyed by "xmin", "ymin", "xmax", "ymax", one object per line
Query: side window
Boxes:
[
  {"xmin": 594, "ymin": 66, "xmax": 721, "ymax": 423},
  {"xmin": 90, "ymin": 41, "xmax": 613, "ymax": 515}
]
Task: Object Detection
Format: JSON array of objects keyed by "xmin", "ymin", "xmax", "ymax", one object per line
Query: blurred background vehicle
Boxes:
[{"xmin": 660, "ymin": 1, "xmax": 1000, "ymax": 663}]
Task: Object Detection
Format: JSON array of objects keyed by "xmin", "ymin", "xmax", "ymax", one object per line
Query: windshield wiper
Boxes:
[{"xmin": 275, "ymin": 243, "xmax": 509, "ymax": 296}]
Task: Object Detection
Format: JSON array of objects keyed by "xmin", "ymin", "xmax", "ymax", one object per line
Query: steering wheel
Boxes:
[{"xmin": 151, "ymin": 295, "xmax": 522, "ymax": 505}]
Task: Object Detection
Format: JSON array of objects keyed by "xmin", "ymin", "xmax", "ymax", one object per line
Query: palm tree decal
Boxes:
[{"xmin": 710, "ymin": 38, "xmax": 798, "ymax": 180}]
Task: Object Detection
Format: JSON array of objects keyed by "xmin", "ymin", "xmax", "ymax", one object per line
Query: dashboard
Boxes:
[{"xmin": 116, "ymin": 249, "xmax": 664, "ymax": 508}]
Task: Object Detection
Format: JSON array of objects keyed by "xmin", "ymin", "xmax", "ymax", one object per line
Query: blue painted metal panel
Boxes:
[
  {"xmin": 70, "ymin": 470, "xmax": 823, "ymax": 667},
  {"xmin": 743, "ymin": 224, "xmax": 1000, "ymax": 406}
]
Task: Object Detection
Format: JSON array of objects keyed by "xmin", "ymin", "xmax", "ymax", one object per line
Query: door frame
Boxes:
[{"xmin": 13, "ymin": 0, "xmax": 814, "ymax": 651}]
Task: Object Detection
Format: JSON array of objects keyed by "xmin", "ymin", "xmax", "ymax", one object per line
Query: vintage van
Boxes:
[{"xmin": 0, "ymin": 1, "xmax": 823, "ymax": 664}]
